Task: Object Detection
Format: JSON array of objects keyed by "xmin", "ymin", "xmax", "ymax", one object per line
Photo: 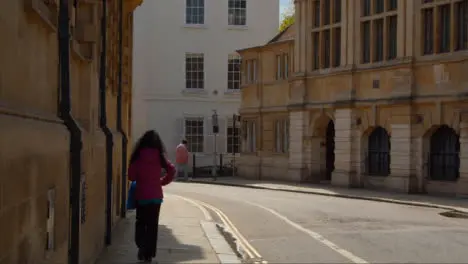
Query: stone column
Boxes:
[
  {"xmin": 389, "ymin": 124, "xmax": 416, "ymax": 192},
  {"xmin": 332, "ymin": 109, "xmax": 359, "ymax": 187},
  {"xmin": 288, "ymin": 110, "xmax": 309, "ymax": 181},
  {"xmin": 294, "ymin": 0, "xmax": 307, "ymax": 73}
]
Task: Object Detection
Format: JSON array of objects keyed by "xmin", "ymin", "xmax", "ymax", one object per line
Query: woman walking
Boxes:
[{"xmin": 128, "ymin": 130, "xmax": 176, "ymax": 262}]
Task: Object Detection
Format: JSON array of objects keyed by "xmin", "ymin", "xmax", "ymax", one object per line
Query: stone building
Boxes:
[
  {"xmin": 237, "ymin": 0, "xmax": 468, "ymax": 197},
  {"xmin": 0, "ymin": 0, "xmax": 142, "ymax": 263}
]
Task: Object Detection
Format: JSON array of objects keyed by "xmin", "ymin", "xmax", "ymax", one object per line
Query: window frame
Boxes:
[
  {"xmin": 228, "ymin": 54, "xmax": 242, "ymax": 91},
  {"xmin": 228, "ymin": 0, "xmax": 247, "ymax": 26},
  {"xmin": 243, "ymin": 58, "xmax": 257, "ymax": 84},
  {"xmin": 243, "ymin": 120, "xmax": 257, "ymax": 153},
  {"xmin": 420, "ymin": 0, "xmax": 468, "ymax": 56},
  {"xmin": 185, "ymin": 53, "xmax": 205, "ymax": 90},
  {"xmin": 360, "ymin": 0, "xmax": 398, "ymax": 64},
  {"xmin": 184, "ymin": 117, "xmax": 205, "ymax": 153},
  {"xmin": 274, "ymin": 119, "xmax": 289, "ymax": 154},
  {"xmin": 185, "ymin": 0, "xmax": 205, "ymax": 25},
  {"xmin": 227, "ymin": 123, "xmax": 241, "ymax": 154},
  {"xmin": 310, "ymin": 0, "xmax": 343, "ymax": 70}
]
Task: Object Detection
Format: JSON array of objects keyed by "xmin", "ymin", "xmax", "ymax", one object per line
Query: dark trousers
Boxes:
[{"xmin": 135, "ymin": 203, "xmax": 161, "ymax": 258}]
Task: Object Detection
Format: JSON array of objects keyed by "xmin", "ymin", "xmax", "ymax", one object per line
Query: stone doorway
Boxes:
[{"xmin": 325, "ymin": 120, "xmax": 335, "ymax": 181}]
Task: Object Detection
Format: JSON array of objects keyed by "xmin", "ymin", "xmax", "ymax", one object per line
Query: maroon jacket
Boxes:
[{"xmin": 128, "ymin": 148, "xmax": 175, "ymax": 200}]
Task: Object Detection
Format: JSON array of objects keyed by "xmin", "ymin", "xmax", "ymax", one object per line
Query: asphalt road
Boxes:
[{"xmin": 166, "ymin": 182, "xmax": 468, "ymax": 264}]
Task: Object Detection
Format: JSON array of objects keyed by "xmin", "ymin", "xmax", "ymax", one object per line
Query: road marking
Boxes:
[
  {"xmin": 170, "ymin": 194, "xmax": 265, "ymax": 263},
  {"xmin": 171, "ymin": 194, "xmax": 213, "ymax": 221},
  {"xmin": 247, "ymin": 201, "xmax": 369, "ymax": 264},
  {"xmin": 196, "ymin": 200, "xmax": 263, "ymax": 260}
]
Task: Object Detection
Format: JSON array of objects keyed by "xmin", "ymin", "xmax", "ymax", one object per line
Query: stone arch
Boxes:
[
  {"xmin": 425, "ymin": 125, "xmax": 460, "ymax": 182},
  {"xmin": 307, "ymin": 112, "xmax": 335, "ymax": 183},
  {"xmin": 309, "ymin": 112, "xmax": 334, "ymax": 137},
  {"xmin": 366, "ymin": 126, "xmax": 391, "ymax": 176}
]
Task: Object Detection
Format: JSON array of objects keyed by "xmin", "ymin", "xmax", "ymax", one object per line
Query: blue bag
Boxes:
[{"xmin": 127, "ymin": 181, "xmax": 137, "ymax": 210}]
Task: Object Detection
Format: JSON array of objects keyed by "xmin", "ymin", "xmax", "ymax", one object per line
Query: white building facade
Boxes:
[{"xmin": 132, "ymin": 0, "xmax": 279, "ymax": 168}]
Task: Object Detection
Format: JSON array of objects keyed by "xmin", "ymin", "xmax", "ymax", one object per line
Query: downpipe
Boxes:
[
  {"xmin": 117, "ymin": 0, "xmax": 129, "ymax": 219},
  {"xmin": 99, "ymin": 0, "xmax": 114, "ymax": 246},
  {"xmin": 58, "ymin": 1, "xmax": 82, "ymax": 264}
]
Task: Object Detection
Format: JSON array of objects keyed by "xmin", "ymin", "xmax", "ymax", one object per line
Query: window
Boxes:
[
  {"xmin": 274, "ymin": 120, "xmax": 289, "ymax": 153},
  {"xmin": 186, "ymin": 0, "xmax": 205, "ymax": 25},
  {"xmin": 422, "ymin": 8, "xmax": 434, "ymax": 54},
  {"xmin": 228, "ymin": 54, "xmax": 241, "ymax": 90},
  {"xmin": 228, "ymin": 0, "xmax": 247, "ymax": 26},
  {"xmin": 456, "ymin": 0, "xmax": 468, "ymax": 51},
  {"xmin": 421, "ymin": 0, "xmax": 468, "ymax": 55},
  {"xmin": 284, "ymin": 54, "xmax": 289, "ymax": 79},
  {"xmin": 276, "ymin": 55, "xmax": 282, "ymax": 80},
  {"xmin": 227, "ymin": 124, "xmax": 240, "ymax": 154},
  {"xmin": 185, "ymin": 118, "xmax": 204, "ymax": 153},
  {"xmin": 311, "ymin": 0, "xmax": 342, "ymax": 70},
  {"xmin": 360, "ymin": 0, "xmax": 397, "ymax": 63},
  {"xmin": 244, "ymin": 59, "xmax": 257, "ymax": 84},
  {"xmin": 332, "ymin": 28, "xmax": 341, "ymax": 67},
  {"xmin": 275, "ymin": 53, "xmax": 289, "ymax": 80},
  {"xmin": 387, "ymin": 15, "xmax": 397, "ymax": 59},
  {"xmin": 243, "ymin": 120, "xmax": 256, "ymax": 153},
  {"xmin": 185, "ymin": 53, "xmax": 204, "ymax": 89}
]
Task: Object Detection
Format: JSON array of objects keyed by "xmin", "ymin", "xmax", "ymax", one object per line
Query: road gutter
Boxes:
[{"xmin": 201, "ymin": 221, "xmax": 242, "ymax": 264}]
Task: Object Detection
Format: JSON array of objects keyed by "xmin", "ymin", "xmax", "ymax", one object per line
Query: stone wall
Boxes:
[{"xmin": 0, "ymin": 0, "xmax": 138, "ymax": 263}]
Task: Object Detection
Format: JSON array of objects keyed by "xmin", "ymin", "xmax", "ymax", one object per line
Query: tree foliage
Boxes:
[{"xmin": 279, "ymin": 0, "xmax": 294, "ymax": 32}]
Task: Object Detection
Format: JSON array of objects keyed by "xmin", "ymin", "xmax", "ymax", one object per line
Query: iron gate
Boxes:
[
  {"xmin": 429, "ymin": 125, "xmax": 460, "ymax": 181},
  {"xmin": 368, "ymin": 126, "xmax": 390, "ymax": 176}
]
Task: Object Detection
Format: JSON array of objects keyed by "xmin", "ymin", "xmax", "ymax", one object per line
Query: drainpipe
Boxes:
[
  {"xmin": 58, "ymin": 1, "xmax": 82, "ymax": 264},
  {"xmin": 99, "ymin": 0, "xmax": 114, "ymax": 246},
  {"xmin": 117, "ymin": 0, "xmax": 129, "ymax": 218}
]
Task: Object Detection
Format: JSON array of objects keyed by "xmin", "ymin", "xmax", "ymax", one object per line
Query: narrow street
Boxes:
[{"xmin": 167, "ymin": 182, "xmax": 468, "ymax": 264}]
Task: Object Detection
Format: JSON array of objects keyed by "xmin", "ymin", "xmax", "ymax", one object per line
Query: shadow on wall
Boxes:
[{"xmin": 95, "ymin": 215, "xmax": 204, "ymax": 264}]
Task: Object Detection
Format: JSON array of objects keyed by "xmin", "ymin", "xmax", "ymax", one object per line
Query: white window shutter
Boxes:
[{"xmin": 217, "ymin": 117, "xmax": 226, "ymax": 154}]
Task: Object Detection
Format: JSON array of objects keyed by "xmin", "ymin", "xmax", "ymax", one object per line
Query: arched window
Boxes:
[
  {"xmin": 429, "ymin": 125, "xmax": 460, "ymax": 181},
  {"xmin": 368, "ymin": 126, "xmax": 391, "ymax": 176}
]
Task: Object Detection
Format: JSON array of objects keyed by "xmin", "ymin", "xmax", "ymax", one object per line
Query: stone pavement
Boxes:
[
  {"xmin": 191, "ymin": 177, "xmax": 468, "ymax": 213},
  {"xmin": 96, "ymin": 195, "xmax": 236, "ymax": 264}
]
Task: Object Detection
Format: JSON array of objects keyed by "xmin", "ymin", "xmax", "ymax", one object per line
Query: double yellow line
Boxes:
[{"xmin": 173, "ymin": 195, "xmax": 267, "ymax": 264}]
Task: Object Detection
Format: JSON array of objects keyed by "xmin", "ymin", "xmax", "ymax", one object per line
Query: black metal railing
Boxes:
[{"xmin": 181, "ymin": 153, "xmax": 238, "ymax": 179}]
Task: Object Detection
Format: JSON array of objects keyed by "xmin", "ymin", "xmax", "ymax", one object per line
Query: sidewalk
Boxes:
[
  {"xmin": 96, "ymin": 195, "xmax": 236, "ymax": 264},
  {"xmin": 191, "ymin": 177, "xmax": 468, "ymax": 213}
]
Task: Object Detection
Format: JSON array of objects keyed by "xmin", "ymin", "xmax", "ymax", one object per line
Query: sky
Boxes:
[{"xmin": 279, "ymin": 0, "xmax": 290, "ymax": 18}]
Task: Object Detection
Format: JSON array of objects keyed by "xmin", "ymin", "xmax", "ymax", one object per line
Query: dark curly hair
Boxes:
[{"xmin": 130, "ymin": 130, "xmax": 167, "ymax": 169}]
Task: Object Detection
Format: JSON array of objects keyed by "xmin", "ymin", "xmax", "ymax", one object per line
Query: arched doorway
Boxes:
[
  {"xmin": 325, "ymin": 120, "xmax": 335, "ymax": 180},
  {"xmin": 367, "ymin": 126, "xmax": 390, "ymax": 176},
  {"xmin": 429, "ymin": 125, "xmax": 460, "ymax": 181}
]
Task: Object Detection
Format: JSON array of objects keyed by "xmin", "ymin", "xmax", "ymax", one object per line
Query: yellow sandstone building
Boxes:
[
  {"xmin": 238, "ymin": 0, "xmax": 468, "ymax": 196},
  {"xmin": 0, "ymin": 0, "xmax": 142, "ymax": 263}
]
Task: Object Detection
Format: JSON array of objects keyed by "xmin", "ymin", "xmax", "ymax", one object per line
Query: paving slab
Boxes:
[{"xmin": 96, "ymin": 196, "xmax": 227, "ymax": 264}]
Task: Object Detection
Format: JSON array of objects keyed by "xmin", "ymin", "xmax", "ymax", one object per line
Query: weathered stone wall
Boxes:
[
  {"xmin": 0, "ymin": 1, "xmax": 70, "ymax": 263},
  {"xmin": 237, "ymin": 0, "xmax": 468, "ymax": 196},
  {"xmin": 0, "ymin": 0, "xmax": 138, "ymax": 263}
]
